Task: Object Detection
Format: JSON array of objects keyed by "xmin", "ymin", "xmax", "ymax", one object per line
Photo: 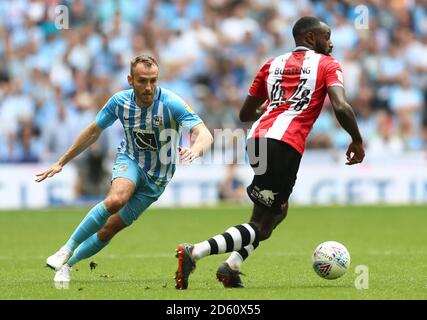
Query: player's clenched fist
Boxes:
[{"xmin": 345, "ymin": 141, "xmax": 365, "ymax": 165}]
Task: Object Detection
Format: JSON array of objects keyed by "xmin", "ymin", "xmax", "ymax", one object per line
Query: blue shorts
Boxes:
[{"xmin": 111, "ymin": 153, "xmax": 165, "ymax": 225}]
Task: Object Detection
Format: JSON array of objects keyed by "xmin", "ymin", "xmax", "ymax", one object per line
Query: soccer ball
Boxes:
[{"xmin": 312, "ymin": 241, "xmax": 350, "ymax": 280}]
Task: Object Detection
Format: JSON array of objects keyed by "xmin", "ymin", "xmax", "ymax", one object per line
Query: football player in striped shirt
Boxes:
[
  {"xmin": 36, "ymin": 55, "xmax": 213, "ymax": 284},
  {"xmin": 175, "ymin": 17, "xmax": 365, "ymax": 289}
]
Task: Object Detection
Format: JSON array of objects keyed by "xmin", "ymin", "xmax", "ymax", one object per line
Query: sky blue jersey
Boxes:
[{"xmin": 95, "ymin": 87, "xmax": 203, "ymax": 186}]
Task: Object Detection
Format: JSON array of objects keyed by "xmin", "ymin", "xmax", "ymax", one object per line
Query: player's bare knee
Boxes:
[{"xmin": 104, "ymin": 195, "xmax": 128, "ymax": 213}]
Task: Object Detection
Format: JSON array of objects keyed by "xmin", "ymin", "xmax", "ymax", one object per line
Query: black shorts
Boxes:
[{"xmin": 246, "ymin": 138, "xmax": 302, "ymax": 214}]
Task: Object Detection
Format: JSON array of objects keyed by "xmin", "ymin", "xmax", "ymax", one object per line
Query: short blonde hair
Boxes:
[{"xmin": 130, "ymin": 55, "xmax": 158, "ymax": 75}]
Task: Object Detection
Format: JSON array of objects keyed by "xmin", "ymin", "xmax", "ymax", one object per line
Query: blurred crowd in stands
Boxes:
[{"xmin": 0, "ymin": 0, "xmax": 426, "ymax": 170}]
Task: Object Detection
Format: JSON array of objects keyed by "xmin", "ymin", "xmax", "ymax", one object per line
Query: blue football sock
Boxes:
[
  {"xmin": 67, "ymin": 233, "xmax": 110, "ymax": 266},
  {"xmin": 65, "ymin": 202, "xmax": 110, "ymax": 251}
]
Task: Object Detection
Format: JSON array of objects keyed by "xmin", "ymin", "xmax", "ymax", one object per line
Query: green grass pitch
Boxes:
[{"xmin": 0, "ymin": 205, "xmax": 426, "ymax": 300}]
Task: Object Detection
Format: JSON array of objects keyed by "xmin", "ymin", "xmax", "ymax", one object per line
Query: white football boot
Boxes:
[
  {"xmin": 54, "ymin": 263, "xmax": 72, "ymax": 283},
  {"xmin": 46, "ymin": 246, "xmax": 72, "ymax": 271}
]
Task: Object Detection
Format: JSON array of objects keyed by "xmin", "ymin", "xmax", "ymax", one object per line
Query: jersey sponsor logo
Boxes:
[
  {"xmin": 133, "ymin": 129, "xmax": 158, "ymax": 151},
  {"xmin": 274, "ymin": 67, "xmax": 311, "ymax": 75}
]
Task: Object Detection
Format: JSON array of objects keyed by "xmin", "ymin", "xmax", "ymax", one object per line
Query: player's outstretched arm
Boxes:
[
  {"xmin": 239, "ymin": 95, "xmax": 266, "ymax": 122},
  {"xmin": 327, "ymin": 85, "xmax": 365, "ymax": 165},
  {"xmin": 178, "ymin": 123, "xmax": 213, "ymax": 163},
  {"xmin": 35, "ymin": 122, "xmax": 103, "ymax": 182}
]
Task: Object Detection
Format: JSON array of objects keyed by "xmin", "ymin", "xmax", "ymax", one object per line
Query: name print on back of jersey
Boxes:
[{"xmin": 274, "ymin": 66, "xmax": 311, "ymax": 75}]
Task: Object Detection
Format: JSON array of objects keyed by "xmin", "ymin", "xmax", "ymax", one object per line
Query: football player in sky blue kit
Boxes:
[{"xmin": 36, "ymin": 55, "xmax": 213, "ymax": 283}]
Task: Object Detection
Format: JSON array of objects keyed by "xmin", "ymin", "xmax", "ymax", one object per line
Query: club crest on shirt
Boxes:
[{"xmin": 153, "ymin": 115, "xmax": 163, "ymax": 127}]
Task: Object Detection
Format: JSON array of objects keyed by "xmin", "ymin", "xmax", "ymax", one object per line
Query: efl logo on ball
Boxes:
[{"xmin": 312, "ymin": 241, "xmax": 350, "ymax": 280}]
